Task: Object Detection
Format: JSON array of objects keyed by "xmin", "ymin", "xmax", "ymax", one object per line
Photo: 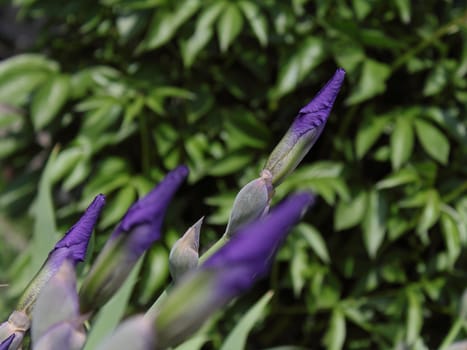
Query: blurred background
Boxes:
[{"xmin": 0, "ymin": 0, "xmax": 466, "ymax": 349}]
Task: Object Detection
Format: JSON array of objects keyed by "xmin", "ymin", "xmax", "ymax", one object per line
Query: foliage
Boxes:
[{"xmin": 0, "ymin": 0, "xmax": 466, "ymax": 348}]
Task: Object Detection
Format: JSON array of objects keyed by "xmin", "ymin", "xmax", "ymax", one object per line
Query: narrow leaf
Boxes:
[{"xmin": 220, "ymin": 291, "xmax": 273, "ymax": 350}]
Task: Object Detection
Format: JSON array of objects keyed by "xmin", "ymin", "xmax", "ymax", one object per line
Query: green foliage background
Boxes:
[{"xmin": 0, "ymin": 0, "xmax": 466, "ymax": 348}]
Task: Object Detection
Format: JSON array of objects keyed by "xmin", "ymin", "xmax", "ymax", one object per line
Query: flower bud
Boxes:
[
  {"xmin": 16, "ymin": 194, "xmax": 105, "ymax": 316},
  {"xmin": 169, "ymin": 217, "xmax": 203, "ymax": 282},
  {"xmin": 264, "ymin": 68, "xmax": 345, "ymax": 185},
  {"xmin": 79, "ymin": 166, "xmax": 188, "ymax": 313},
  {"xmin": 224, "ymin": 170, "xmax": 274, "ymax": 238},
  {"xmin": 154, "ymin": 193, "xmax": 314, "ymax": 348}
]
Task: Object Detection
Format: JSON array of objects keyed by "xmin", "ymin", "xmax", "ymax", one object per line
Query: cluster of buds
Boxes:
[{"xmin": 0, "ymin": 68, "xmax": 345, "ymax": 350}]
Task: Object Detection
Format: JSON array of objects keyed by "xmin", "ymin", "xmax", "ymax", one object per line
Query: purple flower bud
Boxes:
[
  {"xmin": 110, "ymin": 165, "xmax": 189, "ymax": 258},
  {"xmin": 0, "ymin": 334, "xmax": 14, "ymax": 350},
  {"xmin": 16, "ymin": 194, "xmax": 105, "ymax": 315},
  {"xmin": 53, "ymin": 194, "xmax": 106, "ymax": 264},
  {"xmin": 204, "ymin": 192, "xmax": 315, "ymax": 299},
  {"xmin": 154, "ymin": 193, "xmax": 314, "ymax": 348},
  {"xmin": 79, "ymin": 166, "xmax": 188, "ymax": 313},
  {"xmin": 264, "ymin": 68, "xmax": 345, "ymax": 185}
]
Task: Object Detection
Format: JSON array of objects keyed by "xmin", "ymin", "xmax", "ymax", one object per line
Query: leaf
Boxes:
[
  {"xmin": 440, "ymin": 211, "xmax": 461, "ymax": 266},
  {"xmin": 362, "ymin": 190, "xmax": 387, "ymax": 259},
  {"xmin": 83, "ymin": 258, "xmax": 144, "ymax": 350},
  {"xmin": 273, "ymin": 37, "xmax": 325, "ymax": 98},
  {"xmin": 238, "ymin": 1, "xmax": 268, "ymax": 46},
  {"xmin": 220, "ymin": 291, "xmax": 273, "ymax": 350},
  {"xmin": 334, "ymin": 191, "xmax": 367, "ymax": 231},
  {"xmin": 0, "ymin": 71, "xmax": 49, "ymax": 106},
  {"xmin": 140, "ymin": 0, "xmax": 201, "ymax": 51},
  {"xmin": 207, "ymin": 151, "xmax": 252, "ymax": 176},
  {"xmin": 346, "ymin": 59, "xmax": 391, "ymax": 105},
  {"xmin": 355, "ymin": 116, "xmax": 388, "ymax": 159},
  {"xmin": 98, "ymin": 185, "xmax": 136, "ymax": 230},
  {"xmin": 31, "ymin": 74, "xmax": 70, "ymax": 130},
  {"xmin": 416, "ymin": 189, "xmax": 440, "ymax": 234},
  {"xmin": 323, "ymin": 308, "xmax": 346, "ymax": 350},
  {"xmin": 217, "ymin": 3, "xmax": 244, "ymax": 52},
  {"xmin": 180, "ymin": 2, "xmax": 225, "ymax": 67},
  {"xmin": 290, "ymin": 242, "xmax": 308, "ymax": 296},
  {"xmin": 297, "ymin": 223, "xmax": 330, "ymax": 263},
  {"xmin": 406, "ymin": 289, "xmax": 423, "ymax": 345},
  {"xmin": 390, "ymin": 116, "xmax": 414, "ymax": 170},
  {"xmin": 393, "ymin": 0, "xmax": 411, "ymax": 23},
  {"xmin": 414, "ymin": 119, "xmax": 450, "ymax": 164},
  {"xmin": 49, "ymin": 147, "xmax": 86, "ymax": 184},
  {"xmin": 30, "ymin": 148, "xmax": 58, "ymax": 276},
  {"xmin": 376, "ymin": 167, "xmax": 419, "ymax": 190}
]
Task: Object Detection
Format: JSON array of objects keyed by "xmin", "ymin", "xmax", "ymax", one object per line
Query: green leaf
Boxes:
[
  {"xmin": 98, "ymin": 185, "xmax": 136, "ymax": 229},
  {"xmin": 181, "ymin": 2, "xmax": 225, "ymax": 66},
  {"xmin": 49, "ymin": 147, "xmax": 85, "ymax": 184},
  {"xmin": 417, "ymin": 189, "xmax": 440, "ymax": 234},
  {"xmin": 440, "ymin": 211, "xmax": 461, "ymax": 266},
  {"xmin": 355, "ymin": 116, "xmax": 388, "ymax": 159},
  {"xmin": 140, "ymin": 0, "xmax": 201, "ymax": 51},
  {"xmin": 376, "ymin": 167, "xmax": 419, "ymax": 190},
  {"xmin": 362, "ymin": 190, "xmax": 387, "ymax": 259},
  {"xmin": 0, "ymin": 71, "xmax": 49, "ymax": 106},
  {"xmin": 323, "ymin": 308, "xmax": 346, "ymax": 350},
  {"xmin": 31, "ymin": 148, "xmax": 58, "ymax": 276},
  {"xmin": 83, "ymin": 258, "xmax": 144, "ymax": 350},
  {"xmin": 334, "ymin": 191, "xmax": 367, "ymax": 231},
  {"xmin": 273, "ymin": 37, "xmax": 325, "ymax": 98},
  {"xmin": 406, "ymin": 289, "xmax": 423, "ymax": 345},
  {"xmin": 217, "ymin": 3, "xmax": 244, "ymax": 52},
  {"xmin": 31, "ymin": 74, "xmax": 70, "ymax": 130},
  {"xmin": 393, "ymin": 0, "xmax": 411, "ymax": 23},
  {"xmin": 297, "ymin": 223, "xmax": 330, "ymax": 263},
  {"xmin": 290, "ymin": 242, "xmax": 308, "ymax": 296},
  {"xmin": 346, "ymin": 59, "xmax": 391, "ymax": 105},
  {"xmin": 238, "ymin": 1, "xmax": 268, "ymax": 46},
  {"xmin": 220, "ymin": 291, "xmax": 273, "ymax": 350},
  {"xmin": 414, "ymin": 119, "xmax": 450, "ymax": 165},
  {"xmin": 390, "ymin": 116, "xmax": 414, "ymax": 170},
  {"xmin": 208, "ymin": 151, "xmax": 252, "ymax": 176}
]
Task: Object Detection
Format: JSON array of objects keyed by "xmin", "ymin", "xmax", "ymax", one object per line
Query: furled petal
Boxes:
[
  {"xmin": 53, "ymin": 194, "xmax": 106, "ymax": 263},
  {"xmin": 204, "ymin": 192, "xmax": 315, "ymax": 298},
  {"xmin": 111, "ymin": 165, "xmax": 189, "ymax": 258},
  {"xmin": 16, "ymin": 194, "xmax": 105, "ymax": 315},
  {"xmin": 154, "ymin": 193, "xmax": 314, "ymax": 348},
  {"xmin": 264, "ymin": 68, "xmax": 345, "ymax": 185},
  {"xmin": 0, "ymin": 334, "xmax": 14, "ymax": 350}
]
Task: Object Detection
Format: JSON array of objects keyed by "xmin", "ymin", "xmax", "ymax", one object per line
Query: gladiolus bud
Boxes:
[
  {"xmin": 169, "ymin": 217, "xmax": 203, "ymax": 282},
  {"xmin": 16, "ymin": 194, "xmax": 105, "ymax": 316},
  {"xmin": 224, "ymin": 170, "xmax": 274, "ymax": 238},
  {"xmin": 154, "ymin": 193, "xmax": 314, "ymax": 348},
  {"xmin": 79, "ymin": 166, "xmax": 188, "ymax": 313},
  {"xmin": 264, "ymin": 68, "xmax": 345, "ymax": 185}
]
